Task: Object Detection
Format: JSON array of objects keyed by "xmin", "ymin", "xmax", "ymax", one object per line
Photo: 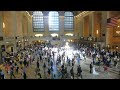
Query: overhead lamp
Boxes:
[
  {"xmin": 51, "ymin": 33, "xmax": 58, "ymax": 37},
  {"xmin": 96, "ymin": 30, "xmax": 99, "ymax": 35},
  {"xmin": 116, "ymin": 46, "xmax": 118, "ymax": 49},
  {"xmin": 65, "ymin": 42, "xmax": 70, "ymax": 49},
  {"xmin": 66, "ymin": 42, "xmax": 68, "ymax": 46},
  {"xmin": 35, "ymin": 34, "xmax": 43, "ymax": 37},
  {"xmin": 3, "ymin": 22, "xmax": 5, "ymax": 28},
  {"xmin": 65, "ymin": 33, "xmax": 73, "ymax": 36},
  {"xmin": 68, "ymin": 40, "xmax": 70, "ymax": 42}
]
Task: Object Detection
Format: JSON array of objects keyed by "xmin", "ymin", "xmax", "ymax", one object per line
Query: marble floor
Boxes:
[{"xmin": 0, "ymin": 52, "xmax": 120, "ymax": 79}]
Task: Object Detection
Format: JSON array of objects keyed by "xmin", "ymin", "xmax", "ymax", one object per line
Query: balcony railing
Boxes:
[{"xmin": 79, "ymin": 37, "xmax": 104, "ymax": 42}]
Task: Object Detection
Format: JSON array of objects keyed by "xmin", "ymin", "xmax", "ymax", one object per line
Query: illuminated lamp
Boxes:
[
  {"xmin": 51, "ymin": 33, "xmax": 58, "ymax": 37},
  {"xmin": 65, "ymin": 33, "xmax": 73, "ymax": 36},
  {"xmin": 35, "ymin": 34, "xmax": 43, "ymax": 37},
  {"xmin": 3, "ymin": 22, "xmax": 5, "ymax": 28}
]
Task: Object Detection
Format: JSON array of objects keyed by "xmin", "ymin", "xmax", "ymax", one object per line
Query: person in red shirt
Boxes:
[{"xmin": 103, "ymin": 65, "xmax": 108, "ymax": 73}]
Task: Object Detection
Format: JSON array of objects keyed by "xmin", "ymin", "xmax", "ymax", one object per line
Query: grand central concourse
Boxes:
[{"xmin": 0, "ymin": 11, "xmax": 120, "ymax": 79}]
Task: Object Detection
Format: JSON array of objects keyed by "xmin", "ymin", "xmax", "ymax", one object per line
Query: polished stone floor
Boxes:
[{"xmin": 0, "ymin": 52, "xmax": 120, "ymax": 79}]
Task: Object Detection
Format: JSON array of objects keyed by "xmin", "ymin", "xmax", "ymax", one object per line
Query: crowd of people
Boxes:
[{"xmin": 0, "ymin": 43, "xmax": 120, "ymax": 79}]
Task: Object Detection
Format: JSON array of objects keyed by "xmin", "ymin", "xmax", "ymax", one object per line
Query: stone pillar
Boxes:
[
  {"xmin": 21, "ymin": 12, "xmax": 24, "ymax": 48},
  {"xmin": 82, "ymin": 18, "xmax": 84, "ymax": 37},
  {"xmin": 27, "ymin": 15, "xmax": 32, "ymax": 45},
  {"xmin": 101, "ymin": 11, "xmax": 110, "ymax": 47},
  {"xmin": 0, "ymin": 12, "xmax": 3, "ymax": 63},
  {"xmin": 22, "ymin": 13, "xmax": 28, "ymax": 47},
  {"xmin": 74, "ymin": 17, "xmax": 77, "ymax": 36},
  {"xmin": 105, "ymin": 12, "xmax": 110, "ymax": 46},
  {"xmin": 29, "ymin": 15, "xmax": 33, "ymax": 44},
  {"xmin": 59, "ymin": 16, "xmax": 64, "ymax": 46},
  {"xmin": 26, "ymin": 15, "xmax": 29, "ymax": 46},
  {"xmin": 12, "ymin": 11, "xmax": 17, "ymax": 52},
  {"xmin": 0, "ymin": 12, "xmax": 3, "ymax": 36},
  {"xmin": 60, "ymin": 16, "xmax": 64, "ymax": 34},
  {"xmin": 44, "ymin": 16, "xmax": 49, "ymax": 41},
  {"xmin": 78, "ymin": 18, "xmax": 83, "ymax": 37},
  {"xmin": 89, "ymin": 13, "xmax": 94, "ymax": 37}
]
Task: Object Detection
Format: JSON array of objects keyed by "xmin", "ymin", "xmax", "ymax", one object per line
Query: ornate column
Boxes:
[
  {"xmin": 0, "ymin": 12, "xmax": 3, "ymax": 63},
  {"xmin": 12, "ymin": 11, "xmax": 17, "ymax": 52},
  {"xmin": 89, "ymin": 12, "xmax": 94, "ymax": 37},
  {"xmin": 101, "ymin": 11, "xmax": 110, "ymax": 47}
]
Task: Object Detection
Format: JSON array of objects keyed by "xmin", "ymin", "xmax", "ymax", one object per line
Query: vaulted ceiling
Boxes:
[
  {"xmin": 28, "ymin": 11, "xmax": 120, "ymax": 17},
  {"xmin": 27, "ymin": 11, "xmax": 82, "ymax": 16}
]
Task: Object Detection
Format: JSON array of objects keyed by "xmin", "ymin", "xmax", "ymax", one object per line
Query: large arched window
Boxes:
[
  {"xmin": 33, "ymin": 11, "xmax": 44, "ymax": 31},
  {"xmin": 49, "ymin": 11, "xmax": 59, "ymax": 31},
  {"xmin": 64, "ymin": 12, "xmax": 74, "ymax": 30}
]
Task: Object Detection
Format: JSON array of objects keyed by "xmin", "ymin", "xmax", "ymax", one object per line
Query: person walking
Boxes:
[
  {"xmin": 90, "ymin": 62, "xmax": 93, "ymax": 73},
  {"xmin": 23, "ymin": 72, "xmax": 27, "ymax": 79},
  {"xmin": 15, "ymin": 64, "xmax": 19, "ymax": 74},
  {"xmin": 72, "ymin": 59, "xmax": 75, "ymax": 67},
  {"xmin": 43, "ymin": 62, "xmax": 46, "ymax": 70},
  {"xmin": 10, "ymin": 66, "xmax": 15, "ymax": 79},
  {"xmin": 77, "ymin": 65, "xmax": 82, "ymax": 79},
  {"xmin": 0, "ymin": 69, "xmax": 5, "ymax": 79},
  {"xmin": 19, "ymin": 57, "xmax": 23, "ymax": 69},
  {"xmin": 37, "ymin": 72, "xmax": 42, "ymax": 79},
  {"xmin": 36, "ymin": 60, "xmax": 40, "ymax": 69},
  {"xmin": 70, "ymin": 67, "xmax": 74, "ymax": 79},
  {"xmin": 23, "ymin": 59, "xmax": 27, "ymax": 67},
  {"xmin": 53, "ymin": 74, "xmax": 57, "ymax": 79}
]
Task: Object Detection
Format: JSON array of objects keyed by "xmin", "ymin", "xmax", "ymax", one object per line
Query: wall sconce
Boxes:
[
  {"xmin": 3, "ymin": 22, "xmax": 5, "ymax": 29},
  {"xmin": 35, "ymin": 34, "xmax": 43, "ymax": 37},
  {"xmin": 116, "ymin": 46, "xmax": 118, "ymax": 49},
  {"xmin": 65, "ymin": 33, "xmax": 73, "ymax": 36},
  {"xmin": 96, "ymin": 30, "xmax": 99, "ymax": 35},
  {"xmin": 51, "ymin": 33, "xmax": 58, "ymax": 37}
]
